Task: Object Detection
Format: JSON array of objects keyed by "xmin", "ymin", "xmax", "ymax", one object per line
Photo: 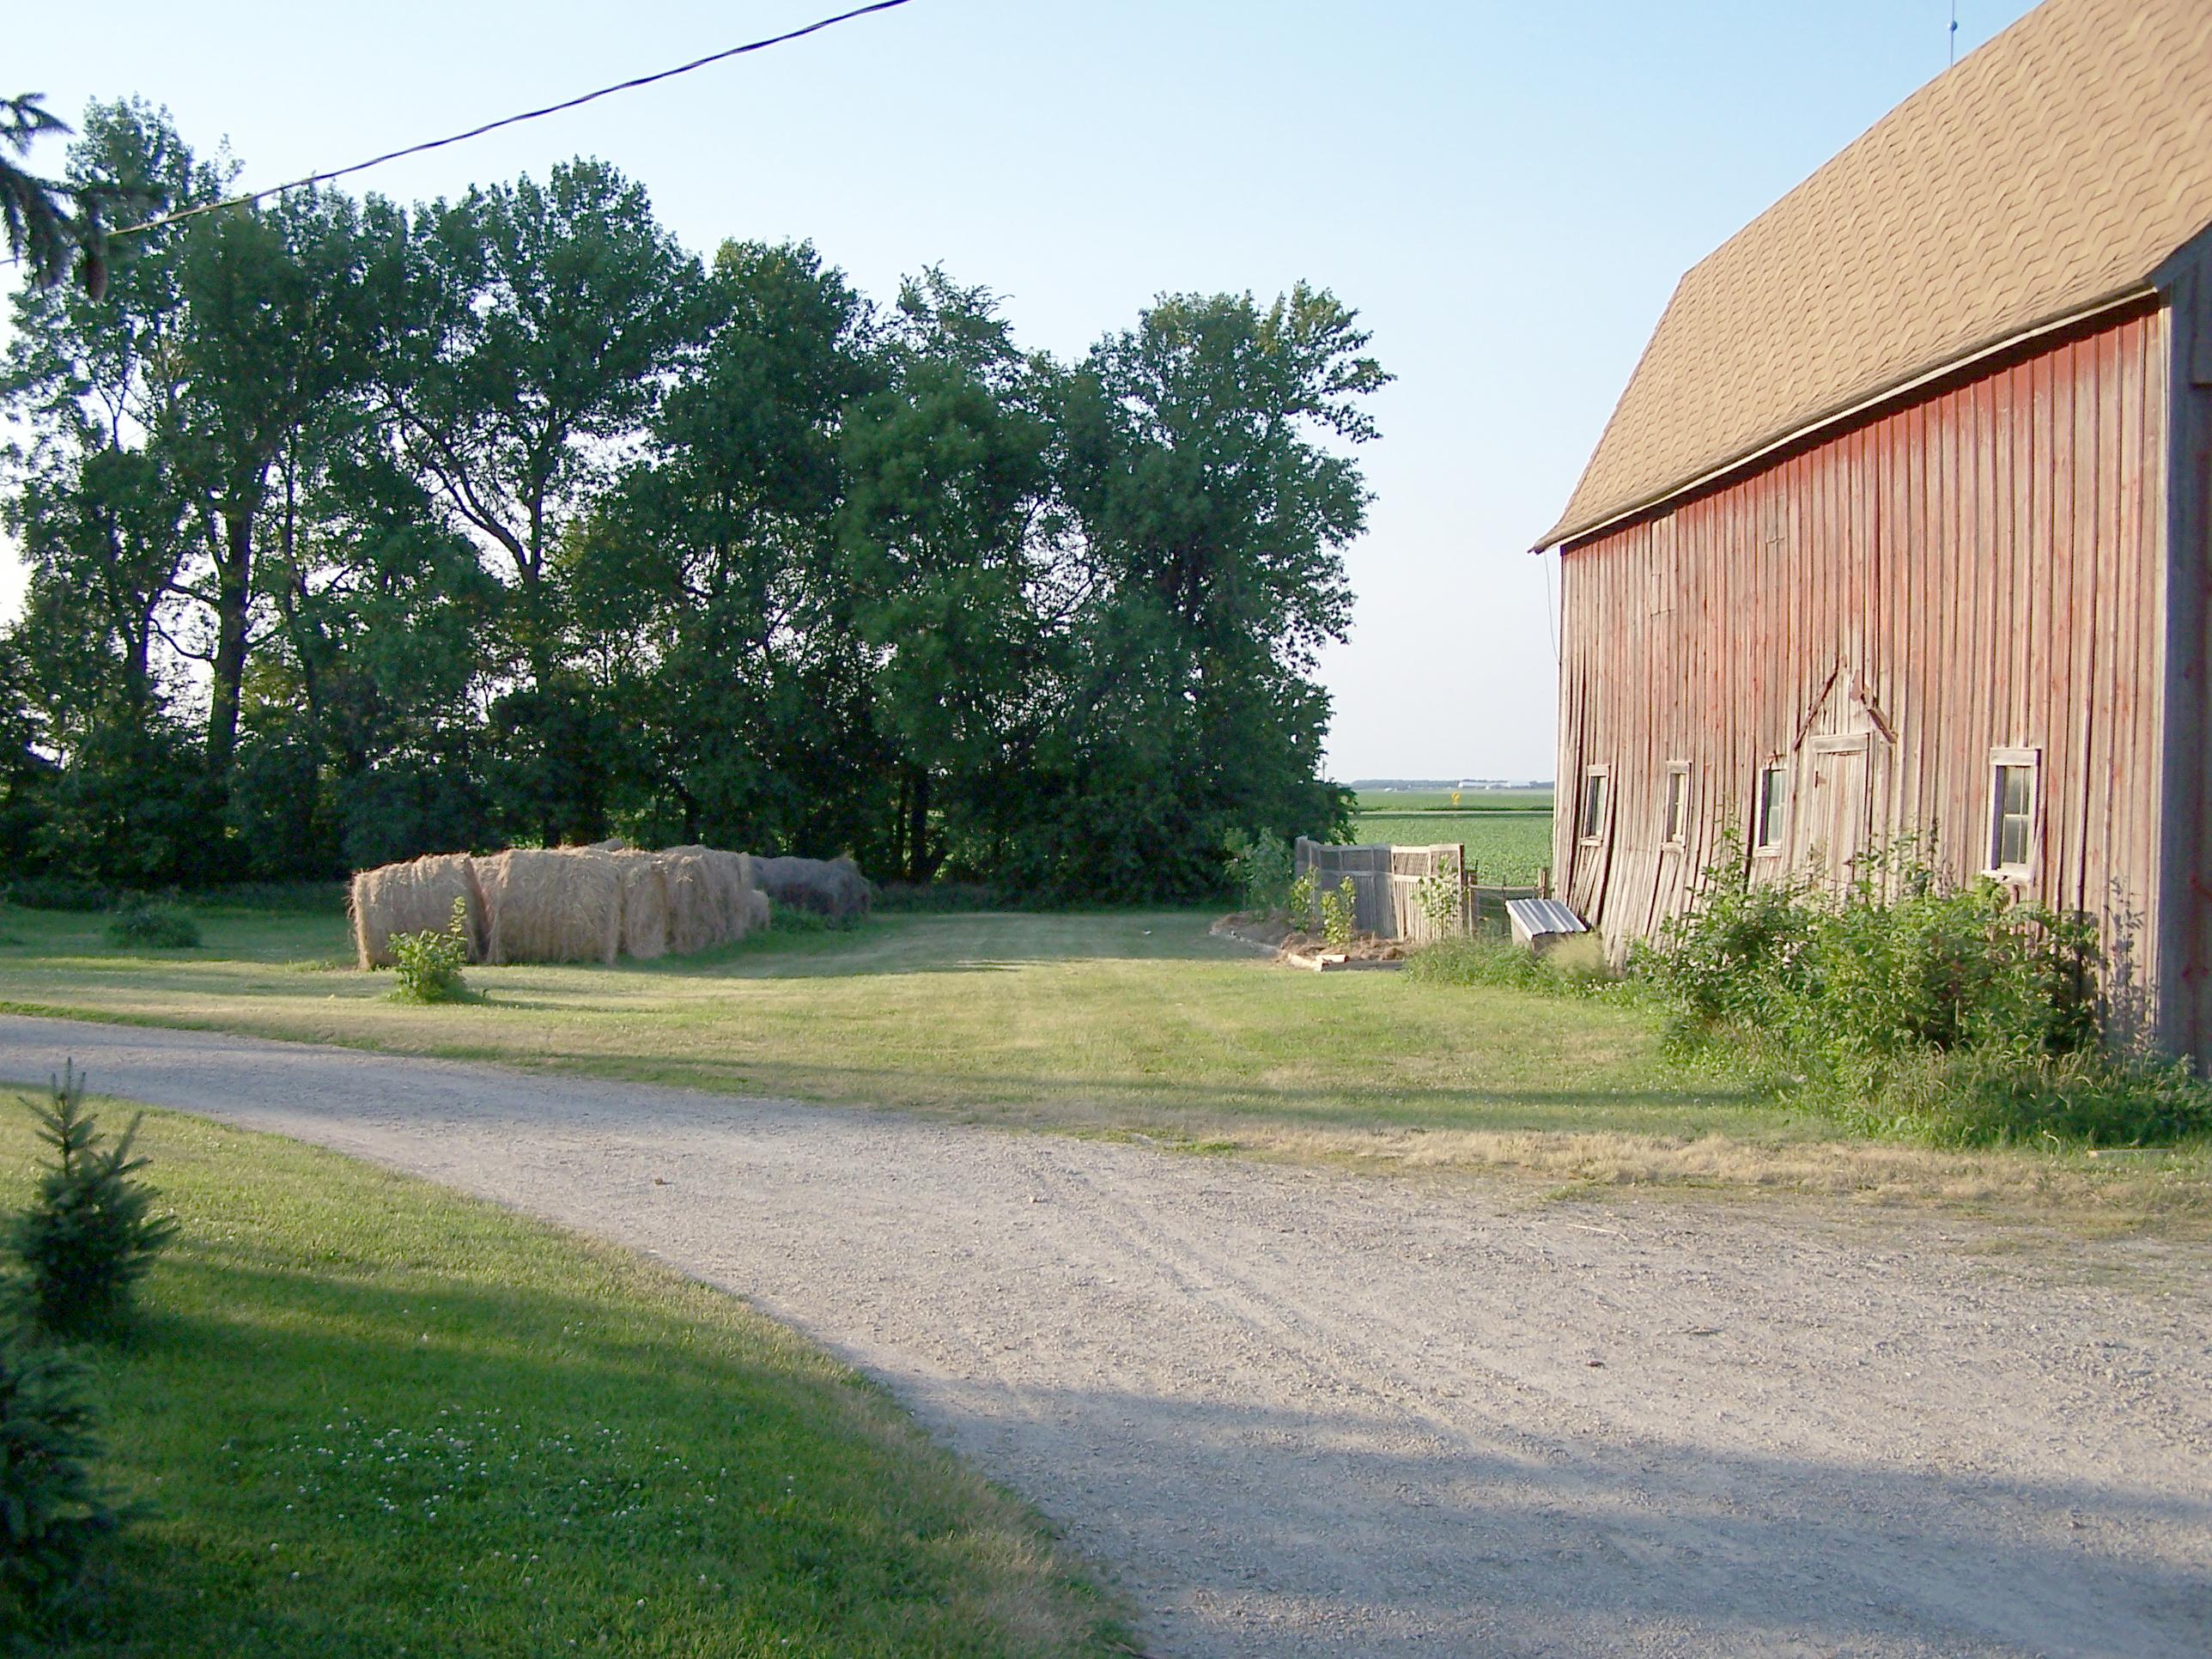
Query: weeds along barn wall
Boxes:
[{"xmin": 1555, "ymin": 304, "xmax": 2170, "ymax": 1029}]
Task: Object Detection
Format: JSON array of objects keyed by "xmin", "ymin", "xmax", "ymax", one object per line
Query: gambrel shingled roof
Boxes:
[{"xmin": 1540, "ymin": 0, "xmax": 2212, "ymax": 550}]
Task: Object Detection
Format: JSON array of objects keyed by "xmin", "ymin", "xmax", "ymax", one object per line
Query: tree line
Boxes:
[{"xmin": 1, "ymin": 101, "xmax": 1382, "ymax": 899}]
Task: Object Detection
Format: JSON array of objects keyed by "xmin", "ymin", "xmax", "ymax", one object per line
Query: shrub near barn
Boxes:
[{"xmin": 1646, "ymin": 842, "xmax": 2212, "ymax": 1147}]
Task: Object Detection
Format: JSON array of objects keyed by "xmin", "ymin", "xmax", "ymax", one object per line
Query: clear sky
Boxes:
[{"xmin": 2, "ymin": 0, "xmax": 2039, "ymax": 781}]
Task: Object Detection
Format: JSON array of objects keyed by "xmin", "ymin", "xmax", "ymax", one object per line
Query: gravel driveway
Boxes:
[{"xmin": 1, "ymin": 1013, "xmax": 2207, "ymax": 1657}]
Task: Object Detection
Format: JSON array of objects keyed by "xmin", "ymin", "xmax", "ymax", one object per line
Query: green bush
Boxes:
[
  {"xmin": 388, "ymin": 896, "xmax": 472, "ymax": 1003},
  {"xmin": 1829, "ymin": 1049, "xmax": 2212, "ymax": 1149},
  {"xmin": 1, "ymin": 878, "xmax": 113, "ymax": 914},
  {"xmin": 1645, "ymin": 840, "xmax": 2205, "ymax": 1146},
  {"xmin": 1319, "ymin": 877, "xmax": 1358, "ymax": 949},
  {"xmin": 1414, "ymin": 850, "xmax": 1464, "ymax": 939},
  {"xmin": 104, "ymin": 899, "xmax": 201, "ymax": 950},
  {"xmin": 7, "ymin": 1064, "xmax": 179, "ymax": 1340},
  {"xmin": 1222, "ymin": 830, "xmax": 1295, "ymax": 917},
  {"xmin": 0, "ymin": 1334, "xmax": 120, "ymax": 1617}
]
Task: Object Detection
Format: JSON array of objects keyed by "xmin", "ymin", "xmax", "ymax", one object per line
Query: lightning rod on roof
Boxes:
[{"xmin": 1950, "ymin": 2, "xmax": 1960, "ymax": 67}]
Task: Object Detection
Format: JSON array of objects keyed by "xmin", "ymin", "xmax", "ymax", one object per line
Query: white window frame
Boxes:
[
  {"xmin": 1752, "ymin": 760, "xmax": 1790, "ymax": 857},
  {"xmin": 1662, "ymin": 761, "xmax": 1692, "ymax": 849},
  {"xmin": 1577, "ymin": 764, "xmax": 1611, "ymax": 847},
  {"xmin": 1985, "ymin": 746, "xmax": 2041, "ymax": 882}
]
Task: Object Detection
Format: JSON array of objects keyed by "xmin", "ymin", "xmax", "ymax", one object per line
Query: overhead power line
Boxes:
[{"xmin": 8, "ymin": 0, "xmax": 915, "ymax": 261}]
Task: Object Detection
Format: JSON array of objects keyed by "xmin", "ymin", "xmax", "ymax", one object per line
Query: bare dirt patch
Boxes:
[{"xmin": 2, "ymin": 1014, "xmax": 2206, "ymax": 1657}]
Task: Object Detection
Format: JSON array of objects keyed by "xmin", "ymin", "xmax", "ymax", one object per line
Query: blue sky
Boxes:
[{"xmin": 3, "ymin": 0, "xmax": 2039, "ymax": 779}]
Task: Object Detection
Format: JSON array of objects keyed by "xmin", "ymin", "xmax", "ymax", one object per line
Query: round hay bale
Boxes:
[
  {"xmin": 657, "ymin": 844, "xmax": 763, "ymax": 951},
  {"xmin": 348, "ymin": 853, "xmax": 484, "ymax": 970},
  {"xmin": 614, "ymin": 850, "xmax": 671, "ymax": 961},
  {"xmin": 753, "ymin": 854, "xmax": 872, "ymax": 921},
  {"xmin": 474, "ymin": 848, "xmax": 622, "ymax": 965},
  {"xmin": 657, "ymin": 846, "xmax": 723, "ymax": 954}
]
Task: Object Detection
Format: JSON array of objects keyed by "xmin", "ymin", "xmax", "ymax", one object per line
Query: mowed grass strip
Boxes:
[
  {"xmin": 0, "ymin": 1100, "xmax": 1124, "ymax": 1657},
  {"xmin": 0, "ymin": 907, "xmax": 1753, "ymax": 1139},
  {"xmin": 2, "ymin": 907, "xmax": 2204, "ymax": 1223}
]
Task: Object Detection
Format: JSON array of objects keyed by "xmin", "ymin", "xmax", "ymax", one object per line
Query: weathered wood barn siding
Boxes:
[
  {"xmin": 1553, "ymin": 302, "xmax": 2170, "ymax": 1006},
  {"xmin": 2157, "ymin": 238, "xmax": 2212, "ymax": 1058}
]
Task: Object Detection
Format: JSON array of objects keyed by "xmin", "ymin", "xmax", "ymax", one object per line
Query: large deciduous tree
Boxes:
[
  {"xmin": 365, "ymin": 160, "xmax": 704, "ymax": 844},
  {"xmin": 838, "ymin": 271, "xmax": 1057, "ymax": 882}
]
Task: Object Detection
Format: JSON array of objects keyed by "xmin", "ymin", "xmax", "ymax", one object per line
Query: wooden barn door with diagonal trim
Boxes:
[{"xmin": 1800, "ymin": 734, "xmax": 1871, "ymax": 893}]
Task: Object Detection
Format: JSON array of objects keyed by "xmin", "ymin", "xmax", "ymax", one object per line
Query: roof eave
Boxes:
[{"xmin": 1531, "ymin": 281, "xmax": 2162, "ymax": 555}]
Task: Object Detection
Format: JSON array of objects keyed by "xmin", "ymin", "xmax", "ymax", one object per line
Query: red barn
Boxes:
[{"xmin": 1536, "ymin": 0, "xmax": 2212, "ymax": 1052}]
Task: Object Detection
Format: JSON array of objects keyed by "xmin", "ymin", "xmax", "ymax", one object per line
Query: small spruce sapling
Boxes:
[
  {"xmin": 0, "ymin": 1334, "xmax": 119, "ymax": 1613},
  {"xmin": 7, "ymin": 1063, "xmax": 178, "ymax": 1340}
]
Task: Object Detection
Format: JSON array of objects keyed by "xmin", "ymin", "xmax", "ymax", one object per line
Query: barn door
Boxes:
[{"xmin": 1801, "ymin": 735, "xmax": 1870, "ymax": 891}]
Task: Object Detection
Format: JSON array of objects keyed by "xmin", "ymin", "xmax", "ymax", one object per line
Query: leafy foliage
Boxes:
[
  {"xmin": 1223, "ymin": 830, "xmax": 1294, "ymax": 917},
  {"xmin": 104, "ymin": 897, "xmax": 200, "ymax": 949},
  {"xmin": 1414, "ymin": 849, "xmax": 1463, "ymax": 938},
  {"xmin": 0, "ymin": 1333, "xmax": 119, "ymax": 1617},
  {"xmin": 3, "ymin": 112, "xmax": 1373, "ymax": 902},
  {"xmin": 1645, "ymin": 842, "xmax": 2206, "ymax": 1146},
  {"xmin": 387, "ymin": 896, "xmax": 471, "ymax": 1003},
  {"xmin": 7, "ymin": 1063, "xmax": 178, "ymax": 1339},
  {"xmin": 1319, "ymin": 878, "xmax": 1358, "ymax": 950}
]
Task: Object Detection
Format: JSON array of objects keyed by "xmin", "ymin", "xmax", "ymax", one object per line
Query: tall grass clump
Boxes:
[
  {"xmin": 1406, "ymin": 933, "xmax": 1621, "ymax": 998},
  {"xmin": 1646, "ymin": 839, "xmax": 2212, "ymax": 1148}
]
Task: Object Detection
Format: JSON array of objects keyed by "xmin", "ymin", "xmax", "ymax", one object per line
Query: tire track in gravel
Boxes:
[{"xmin": 1, "ymin": 1013, "xmax": 2207, "ymax": 1657}]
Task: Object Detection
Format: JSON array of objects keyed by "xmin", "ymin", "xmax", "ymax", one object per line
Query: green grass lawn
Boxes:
[
  {"xmin": 1, "ymin": 1098, "xmax": 1123, "ymax": 1656},
  {"xmin": 1, "ymin": 903, "xmax": 2202, "ymax": 1222},
  {"xmin": 1347, "ymin": 811, "xmax": 1554, "ymax": 884},
  {"xmin": 0, "ymin": 905, "xmax": 1758, "ymax": 1141}
]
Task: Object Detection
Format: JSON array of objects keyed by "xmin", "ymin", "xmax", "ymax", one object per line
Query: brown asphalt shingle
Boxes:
[{"xmin": 1540, "ymin": 0, "xmax": 2212, "ymax": 550}]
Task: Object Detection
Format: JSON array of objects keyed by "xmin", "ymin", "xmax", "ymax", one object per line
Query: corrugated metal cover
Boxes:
[{"xmin": 1506, "ymin": 898, "xmax": 1585, "ymax": 938}]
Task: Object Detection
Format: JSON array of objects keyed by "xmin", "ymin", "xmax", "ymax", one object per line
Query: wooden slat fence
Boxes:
[{"xmin": 1294, "ymin": 839, "xmax": 1554, "ymax": 944}]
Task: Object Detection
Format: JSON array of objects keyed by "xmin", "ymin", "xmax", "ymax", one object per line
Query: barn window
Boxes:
[
  {"xmin": 1663, "ymin": 763, "xmax": 1692, "ymax": 847},
  {"xmin": 1578, "ymin": 766, "xmax": 1610, "ymax": 844},
  {"xmin": 1753, "ymin": 763, "xmax": 1789, "ymax": 854},
  {"xmin": 1987, "ymin": 748, "xmax": 2040, "ymax": 878}
]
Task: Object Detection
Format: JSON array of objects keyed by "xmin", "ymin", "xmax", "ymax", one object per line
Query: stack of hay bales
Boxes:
[
  {"xmin": 349, "ymin": 842, "xmax": 769, "ymax": 969},
  {"xmin": 349, "ymin": 853, "xmax": 485, "ymax": 970},
  {"xmin": 752, "ymin": 854, "xmax": 872, "ymax": 921}
]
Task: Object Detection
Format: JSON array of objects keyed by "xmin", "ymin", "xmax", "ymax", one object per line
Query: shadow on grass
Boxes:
[{"xmin": 25, "ymin": 1244, "xmax": 1114, "ymax": 1659}]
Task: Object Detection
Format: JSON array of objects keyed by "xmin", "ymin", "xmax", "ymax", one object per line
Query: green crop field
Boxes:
[
  {"xmin": 1352, "ymin": 788, "xmax": 1553, "ymax": 814},
  {"xmin": 1349, "ymin": 811, "xmax": 1554, "ymax": 884}
]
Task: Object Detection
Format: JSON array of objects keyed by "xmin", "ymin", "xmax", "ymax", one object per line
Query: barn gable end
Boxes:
[{"xmin": 1540, "ymin": 0, "xmax": 2212, "ymax": 1054}]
